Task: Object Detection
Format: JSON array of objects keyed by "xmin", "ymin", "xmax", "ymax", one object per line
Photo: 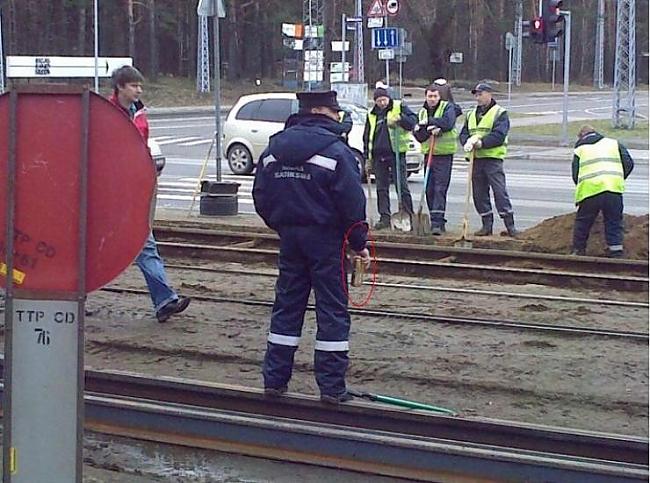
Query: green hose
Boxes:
[{"xmin": 349, "ymin": 389, "xmax": 457, "ymax": 416}]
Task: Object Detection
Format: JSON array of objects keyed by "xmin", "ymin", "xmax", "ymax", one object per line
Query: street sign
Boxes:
[
  {"xmin": 378, "ymin": 49, "xmax": 395, "ymax": 60},
  {"xmin": 367, "ymin": 0, "xmax": 386, "ymax": 17},
  {"xmin": 6, "ymin": 56, "xmax": 132, "ymax": 78},
  {"xmin": 0, "ymin": 90, "xmax": 155, "ymax": 292},
  {"xmin": 505, "ymin": 32, "xmax": 515, "ymax": 50},
  {"xmin": 346, "ymin": 16, "xmax": 363, "ymax": 23},
  {"xmin": 449, "ymin": 52, "xmax": 464, "ymax": 63},
  {"xmin": 331, "ymin": 41, "xmax": 350, "ymax": 52},
  {"xmin": 367, "ymin": 17, "xmax": 383, "ymax": 28},
  {"xmin": 386, "ymin": 0, "xmax": 400, "ymax": 16},
  {"xmin": 371, "ymin": 28, "xmax": 399, "ymax": 49}
]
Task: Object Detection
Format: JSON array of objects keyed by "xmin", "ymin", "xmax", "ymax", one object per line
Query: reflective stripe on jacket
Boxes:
[
  {"xmin": 418, "ymin": 101, "xmax": 457, "ymax": 155},
  {"xmin": 367, "ymin": 100, "xmax": 411, "ymax": 160},
  {"xmin": 467, "ymin": 104, "xmax": 507, "ymax": 159},
  {"xmin": 574, "ymin": 137, "xmax": 625, "ymax": 203}
]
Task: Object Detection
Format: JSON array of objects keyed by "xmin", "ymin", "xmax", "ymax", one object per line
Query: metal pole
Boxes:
[
  {"xmin": 0, "ymin": 11, "xmax": 5, "ymax": 94},
  {"xmin": 355, "ymin": 0, "xmax": 364, "ymax": 83},
  {"xmin": 514, "ymin": 0, "xmax": 523, "ymax": 86},
  {"xmin": 399, "ymin": 58, "xmax": 403, "ymax": 98},
  {"xmin": 561, "ymin": 10, "xmax": 571, "ymax": 146},
  {"xmin": 593, "ymin": 0, "xmax": 605, "ymax": 89},
  {"xmin": 213, "ymin": 15, "xmax": 222, "ymax": 181},
  {"xmin": 551, "ymin": 48, "xmax": 556, "ymax": 91},
  {"xmin": 384, "ymin": 15, "xmax": 389, "ymax": 85},
  {"xmin": 93, "ymin": 0, "xmax": 99, "ymax": 92},
  {"xmin": 341, "ymin": 13, "xmax": 346, "ymax": 82},
  {"xmin": 507, "ymin": 47, "xmax": 512, "ymax": 107}
]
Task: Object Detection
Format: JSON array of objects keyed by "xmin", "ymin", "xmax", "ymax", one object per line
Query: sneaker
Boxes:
[
  {"xmin": 264, "ymin": 386, "xmax": 288, "ymax": 398},
  {"xmin": 156, "ymin": 296, "xmax": 191, "ymax": 323},
  {"xmin": 320, "ymin": 392, "xmax": 354, "ymax": 405},
  {"xmin": 430, "ymin": 225, "xmax": 442, "ymax": 236}
]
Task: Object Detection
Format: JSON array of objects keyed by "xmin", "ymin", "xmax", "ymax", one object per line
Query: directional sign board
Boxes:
[
  {"xmin": 7, "ymin": 56, "xmax": 132, "ymax": 78},
  {"xmin": 378, "ymin": 49, "xmax": 395, "ymax": 60},
  {"xmin": 371, "ymin": 28, "xmax": 399, "ymax": 49}
]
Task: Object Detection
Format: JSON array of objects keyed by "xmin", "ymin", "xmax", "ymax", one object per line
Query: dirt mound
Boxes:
[{"xmin": 522, "ymin": 213, "xmax": 649, "ymax": 260}]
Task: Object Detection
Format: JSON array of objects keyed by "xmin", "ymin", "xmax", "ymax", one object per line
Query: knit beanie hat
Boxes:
[{"xmin": 373, "ymin": 87, "xmax": 390, "ymax": 100}]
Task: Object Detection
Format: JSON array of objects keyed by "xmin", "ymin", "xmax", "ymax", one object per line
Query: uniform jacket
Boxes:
[
  {"xmin": 108, "ymin": 93, "xmax": 150, "ymax": 142},
  {"xmin": 413, "ymin": 100, "xmax": 457, "ymax": 144},
  {"xmin": 253, "ymin": 114, "xmax": 368, "ymax": 252},
  {"xmin": 572, "ymin": 132, "xmax": 634, "ymax": 184},
  {"xmin": 459, "ymin": 99, "xmax": 509, "ymax": 152}
]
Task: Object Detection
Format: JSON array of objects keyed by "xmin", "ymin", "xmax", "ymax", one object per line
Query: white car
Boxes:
[
  {"xmin": 223, "ymin": 92, "xmax": 422, "ymax": 176},
  {"xmin": 148, "ymin": 138, "xmax": 166, "ymax": 175}
]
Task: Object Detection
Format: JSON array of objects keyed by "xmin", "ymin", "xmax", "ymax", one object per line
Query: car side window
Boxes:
[
  {"xmin": 255, "ymin": 99, "xmax": 293, "ymax": 123},
  {"xmin": 235, "ymin": 100, "xmax": 262, "ymax": 121}
]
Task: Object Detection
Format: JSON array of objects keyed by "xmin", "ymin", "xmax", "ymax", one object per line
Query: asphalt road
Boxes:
[{"xmin": 150, "ymin": 92, "xmax": 648, "ymax": 230}]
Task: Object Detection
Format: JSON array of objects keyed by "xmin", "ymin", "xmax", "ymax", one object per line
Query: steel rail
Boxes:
[
  {"xmin": 3, "ymin": 369, "xmax": 646, "ymax": 482},
  {"xmin": 163, "ymin": 264, "xmax": 649, "ymax": 309},
  {"xmin": 152, "ymin": 225, "xmax": 649, "ymax": 277},
  {"xmin": 154, "ymin": 240, "xmax": 649, "ymax": 292},
  {"xmin": 102, "ymin": 287, "xmax": 650, "ymax": 341}
]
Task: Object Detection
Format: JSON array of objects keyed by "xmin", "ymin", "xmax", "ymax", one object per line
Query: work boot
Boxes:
[
  {"xmin": 474, "ymin": 215, "xmax": 493, "ymax": 236},
  {"xmin": 570, "ymin": 248, "xmax": 586, "ymax": 256},
  {"xmin": 430, "ymin": 225, "xmax": 442, "ymax": 236},
  {"xmin": 320, "ymin": 391, "xmax": 354, "ymax": 405},
  {"xmin": 500, "ymin": 213, "xmax": 520, "ymax": 237},
  {"xmin": 374, "ymin": 217, "xmax": 391, "ymax": 230},
  {"xmin": 264, "ymin": 386, "xmax": 288, "ymax": 398},
  {"xmin": 607, "ymin": 249, "xmax": 624, "ymax": 258}
]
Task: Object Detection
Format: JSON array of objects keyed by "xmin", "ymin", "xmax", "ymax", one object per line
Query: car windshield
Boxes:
[{"xmin": 339, "ymin": 102, "xmax": 367, "ymax": 125}]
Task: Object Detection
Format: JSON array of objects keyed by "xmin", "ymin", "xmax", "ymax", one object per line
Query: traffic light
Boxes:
[
  {"xmin": 523, "ymin": 17, "xmax": 545, "ymax": 44},
  {"xmin": 542, "ymin": 0, "xmax": 565, "ymax": 42}
]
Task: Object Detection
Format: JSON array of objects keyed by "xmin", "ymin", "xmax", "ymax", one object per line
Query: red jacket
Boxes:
[{"xmin": 108, "ymin": 93, "xmax": 150, "ymax": 142}]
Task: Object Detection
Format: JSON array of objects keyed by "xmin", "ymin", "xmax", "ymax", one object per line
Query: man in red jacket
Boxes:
[{"xmin": 109, "ymin": 65, "xmax": 190, "ymax": 322}]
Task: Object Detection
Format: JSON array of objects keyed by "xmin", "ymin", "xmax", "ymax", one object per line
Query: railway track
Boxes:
[
  {"xmin": 152, "ymin": 226, "xmax": 649, "ymax": 291},
  {"xmin": 8, "ymin": 368, "xmax": 647, "ymax": 482},
  {"xmin": 102, "ymin": 286, "xmax": 649, "ymax": 341}
]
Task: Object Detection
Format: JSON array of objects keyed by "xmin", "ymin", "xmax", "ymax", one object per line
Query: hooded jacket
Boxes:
[
  {"xmin": 253, "ymin": 114, "xmax": 368, "ymax": 251},
  {"xmin": 108, "ymin": 93, "xmax": 149, "ymax": 142}
]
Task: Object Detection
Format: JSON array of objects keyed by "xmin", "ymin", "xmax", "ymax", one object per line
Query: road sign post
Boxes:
[{"xmin": 1, "ymin": 85, "xmax": 156, "ymax": 482}]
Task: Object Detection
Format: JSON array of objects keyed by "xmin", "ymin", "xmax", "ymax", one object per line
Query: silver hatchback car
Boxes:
[{"xmin": 223, "ymin": 92, "xmax": 422, "ymax": 176}]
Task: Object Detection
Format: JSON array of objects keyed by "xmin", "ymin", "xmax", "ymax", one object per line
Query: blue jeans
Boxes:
[{"xmin": 135, "ymin": 232, "xmax": 178, "ymax": 311}]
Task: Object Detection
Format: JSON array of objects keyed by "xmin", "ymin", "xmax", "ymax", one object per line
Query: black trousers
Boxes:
[
  {"xmin": 573, "ymin": 191, "xmax": 624, "ymax": 251},
  {"xmin": 472, "ymin": 158, "xmax": 513, "ymax": 218},
  {"xmin": 425, "ymin": 154, "xmax": 453, "ymax": 226},
  {"xmin": 374, "ymin": 152, "xmax": 413, "ymax": 219}
]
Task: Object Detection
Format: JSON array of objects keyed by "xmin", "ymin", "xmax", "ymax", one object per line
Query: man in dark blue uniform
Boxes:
[{"xmin": 253, "ymin": 91, "xmax": 370, "ymax": 404}]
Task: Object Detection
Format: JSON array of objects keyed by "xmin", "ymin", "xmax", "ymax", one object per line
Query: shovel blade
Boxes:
[
  {"xmin": 390, "ymin": 210, "xmax": 412, "ymax": 232},
  {"xmin": 414, "ymin": 212, "xmax": 431, "ymax": 236}
]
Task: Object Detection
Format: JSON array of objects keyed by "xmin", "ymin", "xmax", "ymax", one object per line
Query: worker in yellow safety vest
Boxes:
[
  {"xmin": 459, "ymin": 82, "xmax": 519, "ymax": 237},
  {"xmin": 363, "ymin": 86, "xmax": 418, "ymax": 230},
  {"xmin": 413, "ymin": 83, "xmax": 459, "ymax": 235},
  {"xmin": 571, "ymin": 124, "xmax": 634, "ymax": 257}
]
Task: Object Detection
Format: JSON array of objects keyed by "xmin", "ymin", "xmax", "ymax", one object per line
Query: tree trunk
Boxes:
[
  {"xmin": 77, "ymin": 5, "xmax": 87, "ymax": 55},
  {"xmin": 149, "ymin": 0, "xmax": 158, "ymax": 79},
  {"xmin": 127, "ymin": 0, "xmax": 135, "ymax": 60}
]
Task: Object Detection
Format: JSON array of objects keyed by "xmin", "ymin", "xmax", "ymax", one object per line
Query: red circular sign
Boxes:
[{"xmin": 0, "ymin": 90, "xmax": 155, "ymax": 293}]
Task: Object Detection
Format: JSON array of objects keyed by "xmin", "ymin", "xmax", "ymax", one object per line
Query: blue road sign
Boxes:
[{"xmin": 371, "ymin": 28, "xmax": 399, "ymax": 49}]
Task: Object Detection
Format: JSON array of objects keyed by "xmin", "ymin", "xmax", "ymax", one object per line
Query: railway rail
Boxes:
[
  {"xmin": 102, "ymin": 287, "xmax": 649, "ymax": 341},
  {"xmin": 3, "ymin": 367, "xmax": 645, "ymax": 482},
  {"xmin": 152, "ymin": 226, "xmax": 649, "ymax": 292}
]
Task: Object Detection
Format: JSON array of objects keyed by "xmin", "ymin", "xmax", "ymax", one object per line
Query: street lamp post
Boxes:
[{"xmin": 196, "ymin": 0, "xmax": 239, "ymax": 216}]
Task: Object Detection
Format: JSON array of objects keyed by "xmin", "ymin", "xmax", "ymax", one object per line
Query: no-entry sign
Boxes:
[{"xmin": 0, "ymin": 89, "xmax": 155, "ymax": 293}]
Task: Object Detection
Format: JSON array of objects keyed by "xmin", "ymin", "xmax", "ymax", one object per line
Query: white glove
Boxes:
[
  {"xmin": 463, "ymin": 135, "xmax": 482, "ymax": 152},
  {"xmin": 463, "ymin": 140, "xmax": 475, "ymax": 152},
  {"xmin": 427, "ymin": 127, "xmax": 441, "ymax": 136}
]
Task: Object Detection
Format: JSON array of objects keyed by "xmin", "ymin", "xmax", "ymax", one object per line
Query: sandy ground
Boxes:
[{"xmin": 74, "ymin": 257, "xmax": 648, "ymax": 439}]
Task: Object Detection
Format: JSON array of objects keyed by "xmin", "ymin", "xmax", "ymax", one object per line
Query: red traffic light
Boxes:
[{"xmin": 533, "ymin": 19, "xmax": 542, "ymax": 30}]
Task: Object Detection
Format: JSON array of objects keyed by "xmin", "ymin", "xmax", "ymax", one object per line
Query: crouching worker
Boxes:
[
  {"xmin": 253, "ymin": 90, "xmax": 371, "ymax": 404},
  {"xmin": 572, "ymin": 124, "xmax": 634, "ymax": 257}
]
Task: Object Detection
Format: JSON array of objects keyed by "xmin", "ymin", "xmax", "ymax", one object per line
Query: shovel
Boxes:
[
  {"xmin": 347, "ymin": 389, "xmax": 457, "ymax": 416},
  {"xmin": 455, "ymin": 147, "xmax": 475, "ymax": 248},
  {"xmin": 364, "ymin": 158, "xmax": 375, "ymax": 227},
  {"xmin": 414, "ymin": 135, "xmax": 436, "ymax": 236},
  {"xmin": 389, "ymin": 127, "xmax": 412, "ymax": 232}
]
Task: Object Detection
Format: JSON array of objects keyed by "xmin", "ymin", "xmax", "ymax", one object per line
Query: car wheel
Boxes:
[{"xmin": 227, "ymin": 144, "xmax": 254, "ymax": 175}]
